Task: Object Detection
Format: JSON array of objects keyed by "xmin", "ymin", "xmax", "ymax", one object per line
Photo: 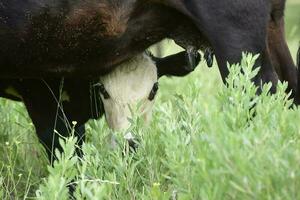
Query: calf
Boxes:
[
  {"xmin": 99, "ymin": 53, "xmax": 158, "ymax": 131},
  {"xmin": 0, "ymin": 51, "xmax": 200, "ymax": 162}
]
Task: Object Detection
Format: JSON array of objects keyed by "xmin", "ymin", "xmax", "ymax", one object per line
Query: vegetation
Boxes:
[{"xmin": 0, "ymin": 3, "xmax": 299, "ymax": 200}]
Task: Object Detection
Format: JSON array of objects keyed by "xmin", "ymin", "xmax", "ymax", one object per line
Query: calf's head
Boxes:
[{"xmin": 99, "ymin": 53, "xmax": 158, "ymax": 130}]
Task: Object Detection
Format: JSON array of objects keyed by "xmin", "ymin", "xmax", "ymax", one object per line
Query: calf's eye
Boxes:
[{"xmin": 148, "ymin": 82, "xmax": 159, "ymax": 101}]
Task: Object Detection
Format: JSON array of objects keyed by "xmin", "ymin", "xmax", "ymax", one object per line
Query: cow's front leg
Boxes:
[
  {"xmin": 24, "ymin": 101, "xmax": 87, "ymax": 164},
  {"xmin": 36, "ymin": 118, "xmax": 86, "ymax": 162},
  {"xmin": 19, "ymin": 79, "xmax": 89, "ymax": 164}
]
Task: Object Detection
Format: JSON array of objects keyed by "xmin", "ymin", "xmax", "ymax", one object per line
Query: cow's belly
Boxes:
[{"xmin": 0, "ymin": 2, "xmax": 186, "ymax": 78}]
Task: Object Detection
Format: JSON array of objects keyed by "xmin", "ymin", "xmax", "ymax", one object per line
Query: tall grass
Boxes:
[
  {"xmin": 0, "ymin": 2, "xmax": 299, "ymax": 199},
  {"xmin": 1, "ymin": 53, "xmax": 300, "ymax": 199}
]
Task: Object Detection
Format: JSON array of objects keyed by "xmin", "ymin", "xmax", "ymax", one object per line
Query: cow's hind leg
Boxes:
[
  {"xmin": 268, "ymin": 17, "xmax": 298, "ymax": 101},
  {"xmin": 165, "ymin": 0, "xmax": 279, "ymax": 92},
  {"xmin": 205, "ymin": 19, "xmax": 278, "ymax": 93}
]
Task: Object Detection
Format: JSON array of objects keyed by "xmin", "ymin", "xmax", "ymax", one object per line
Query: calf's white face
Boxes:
[{"xmin": 99, "ymin": 54, "xmax": 158, "ymax": 130}]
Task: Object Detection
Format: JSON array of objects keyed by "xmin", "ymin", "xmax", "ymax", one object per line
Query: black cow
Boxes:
[{"xmin": 0, "ymin": 51, "xmax": 200, "ymax": 162}]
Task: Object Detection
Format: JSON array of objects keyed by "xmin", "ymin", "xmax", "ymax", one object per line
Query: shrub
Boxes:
[{"xmin": 32, "ymin": 53, "xmax": 300, "ymax": 200}]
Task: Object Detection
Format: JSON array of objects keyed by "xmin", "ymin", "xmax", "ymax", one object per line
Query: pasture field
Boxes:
[{"xmin": 1, "ymin": 2, "xmax": 300, "ymax": 200}]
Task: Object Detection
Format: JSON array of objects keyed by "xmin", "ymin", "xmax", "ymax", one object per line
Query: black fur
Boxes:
[{"xmin": 165, "ymin": 0, "xmax": 296, "ymax": 98}]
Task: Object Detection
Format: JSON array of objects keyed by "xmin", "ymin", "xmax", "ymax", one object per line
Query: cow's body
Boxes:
[{"xmin": 0, "ymin": 0, "xmax": 199, "ymax": 77}]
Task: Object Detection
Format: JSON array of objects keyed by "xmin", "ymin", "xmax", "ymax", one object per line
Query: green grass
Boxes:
[{"xmin": 0, "ymin": 3, "xmax": 300, "ymax": 200}]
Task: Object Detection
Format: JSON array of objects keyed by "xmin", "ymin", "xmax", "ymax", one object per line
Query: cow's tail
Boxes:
[
  {"xmin": 297, "ymin": 43, "xmax": 300, "ymax": 70},
  {"xmin": 297, "ymin": 43, "xmax": 300, "ymax": 104}
]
